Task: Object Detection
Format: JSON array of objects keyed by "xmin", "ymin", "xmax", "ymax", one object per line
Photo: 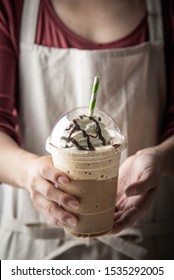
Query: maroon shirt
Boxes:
[{"xmin": 0, "ymin": 0, "xmax": 174, "ymax": 144}]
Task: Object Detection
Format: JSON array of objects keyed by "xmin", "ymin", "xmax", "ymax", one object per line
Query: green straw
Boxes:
[{"xmin": 89, "ymin": 76, "xmax": 100, "ymax": 116}]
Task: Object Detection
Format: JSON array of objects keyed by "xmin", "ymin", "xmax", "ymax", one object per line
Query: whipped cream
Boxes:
[{"xmin": 60, "ymin": 115, "xmax": 112, "ymax": 150}]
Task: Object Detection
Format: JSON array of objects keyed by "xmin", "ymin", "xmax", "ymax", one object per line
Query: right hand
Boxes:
[
  {"xmin": 111, "ymin": 148, "xmax": 161, "ymax": 234},
  {"xmin": 25, "ymin": 155, "xmax": 79, "ymax": 228}
]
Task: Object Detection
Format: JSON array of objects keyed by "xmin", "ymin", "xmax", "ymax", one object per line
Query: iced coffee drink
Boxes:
[{"xmin": 46, "ymin": 107, "xmax": 126, "ymax": 237}]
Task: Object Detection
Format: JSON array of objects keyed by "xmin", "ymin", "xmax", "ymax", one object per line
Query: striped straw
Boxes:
[{"xmin": 89, "ymin": 76, "xmax": 100, "ymax": 116}]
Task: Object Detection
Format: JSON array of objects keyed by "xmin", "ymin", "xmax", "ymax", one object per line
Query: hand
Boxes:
[
  {"xmin": 25, "ymin": 155, "xmax": 79, "ymax": 228},
  {"xmin": 111, "ymin": 148, "xmax": 163, "ymax": 234}
]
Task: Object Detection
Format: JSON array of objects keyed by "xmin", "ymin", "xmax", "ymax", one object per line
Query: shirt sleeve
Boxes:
[
  {"xmin": 0, "ymin": 0, "xmax": 23, "ymax": 144},
  {"xmin": 161, "ymin": 0, "xmax": 174, "ymax": 140}
]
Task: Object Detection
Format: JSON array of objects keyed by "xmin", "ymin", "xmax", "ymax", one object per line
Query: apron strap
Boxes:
[
  {"xmin": 20, "ymin": 0, "xmax": 40, "ymax": 44},
  {"xmin": 44, "ymin": 239, "xmax": 97, "ymax": 260},
  {"xmin": 97, "ymin": 236, "xmax": 147, "ymax": 260},
  {"xmin": 0, "ymin": 217, "xmax": 65, "ymax": 239},
  {"xmin": 146, "ymin": 0, "xmax": 164, "ymax": 42}
]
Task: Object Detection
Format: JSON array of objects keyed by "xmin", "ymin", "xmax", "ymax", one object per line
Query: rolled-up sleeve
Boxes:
[
  {"xmin": 161, "ymin": 0, "xmax": 174, "ymax": 141},
  {"xmin": 0, "ymin": 0, "xmax": 23, "ymax": 144}
]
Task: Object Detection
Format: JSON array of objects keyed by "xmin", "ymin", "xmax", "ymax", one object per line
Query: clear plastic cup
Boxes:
[{"xmin": 46, "ymin": 107, "xmax": 126, "ymax": 237}]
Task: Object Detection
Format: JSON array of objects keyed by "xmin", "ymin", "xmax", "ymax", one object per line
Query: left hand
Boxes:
[{"xmin": 110, "ymin": 148, "xmax": 163, "ymax": 234}]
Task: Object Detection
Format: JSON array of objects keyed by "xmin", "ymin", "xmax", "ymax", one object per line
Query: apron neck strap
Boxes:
[
  {"xmin": 20, "ymin": 0, "xmax": 164, "ymax": 45},
  {"xmin": 20, "ymin": 0, "xmax": 40, "ymax": 44},
  {"xmin": 146, "ymin": 0, "xmax": 164, "ymax": 42}
]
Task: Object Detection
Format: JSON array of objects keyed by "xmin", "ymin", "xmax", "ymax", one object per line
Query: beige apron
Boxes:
[{"xmin": 0, "ymin": 0, "xmax": 174, "ymax": 260}]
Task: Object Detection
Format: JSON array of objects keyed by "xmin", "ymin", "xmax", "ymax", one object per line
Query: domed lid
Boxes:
[{"xmin": 49, "ymin": 106, "xmax": 126, "ymax": 151}]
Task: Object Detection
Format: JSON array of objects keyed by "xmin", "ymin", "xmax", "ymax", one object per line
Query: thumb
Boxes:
[{"xmin": 38, "ymin": 156, "xmax": 69, "ymax": 185}]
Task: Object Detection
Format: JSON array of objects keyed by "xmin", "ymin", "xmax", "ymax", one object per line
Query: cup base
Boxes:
[{"xmin": 64, "ymin": 227, "xmax": 112, "ymax": 239}]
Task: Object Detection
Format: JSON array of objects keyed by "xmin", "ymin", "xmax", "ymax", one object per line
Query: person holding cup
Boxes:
[{"xmin": 0, "ymin": 0, "xmax": 174, "ymax": 259}]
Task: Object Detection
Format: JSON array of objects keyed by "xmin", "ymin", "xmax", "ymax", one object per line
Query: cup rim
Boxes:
[{"xmin": 45, "ymin": 136, "xmax": 127, "ymax": 158}]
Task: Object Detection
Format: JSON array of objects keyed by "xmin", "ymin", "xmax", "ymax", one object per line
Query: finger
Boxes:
[
  {"xmin": 33, "ymin": 192, "xmax": 78, "ymax": 227},
  {"xmin": 113, "ymin": 207, "xmax": 140, "ymax": 232},
  {"xmin": 125, "ymin": 167, "xmax": 158, "ymax": 196},
  {"xmin": 34, "ymin": 178, "xmax": 79, "ymax": 210},
  {"xmin": 113, "ymin": 189, "xmax": 155, "ymax": 233},
  {"xmin": 39, "ymin": 156, "xmax": 69, "ymax": 185}
]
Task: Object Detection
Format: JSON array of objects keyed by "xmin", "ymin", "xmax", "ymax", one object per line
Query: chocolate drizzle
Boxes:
[
  {"xmin": 61, "ymin": 115, "xmax": 108, "ymax": 150},
  {"xmin": 61, "ymin": 136, "xmax": 87, "ymax": 150},
  {"xmin": 89, "ymin": 116, "xmax": 106, "ymax": 145},
  {"xmin": 65, "ymin": 123, "xmax": 73, "ymax": 131}
]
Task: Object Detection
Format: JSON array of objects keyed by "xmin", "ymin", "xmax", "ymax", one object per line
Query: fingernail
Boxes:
[
  {"xmin": 58, "ymin": 176, "xmax": 69, "ymax": 185},
  {"xmin": 67, "ymin": 200, "xmax": 79, "ymax": 209},
  {"xmin": 66, "ymin": 218, "xmax": 77, "ymax": 227}
]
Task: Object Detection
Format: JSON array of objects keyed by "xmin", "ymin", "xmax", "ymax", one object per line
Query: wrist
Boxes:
[
  {"xmin": 153, "ymin": 135, "xmax": 174, "ymax": 176},
  {"xmin": 135, "ymin": 136, "xmax": 174, "ymax": 176},
  {"xmin": 15, "ymin": 149, "xmax": 39, "ymax": 190},
  {"xmin": 0, "ymin": 132, "xmax": 39, "ymax": 189},
  {"xmin": 135, "ymin": 145, "xmax": 164, "ymax": 175}
]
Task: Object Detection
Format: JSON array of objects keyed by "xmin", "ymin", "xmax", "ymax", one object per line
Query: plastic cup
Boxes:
[{"xmin": 46, "ymin": 107, "xmax": 126, "ymax": 237}]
